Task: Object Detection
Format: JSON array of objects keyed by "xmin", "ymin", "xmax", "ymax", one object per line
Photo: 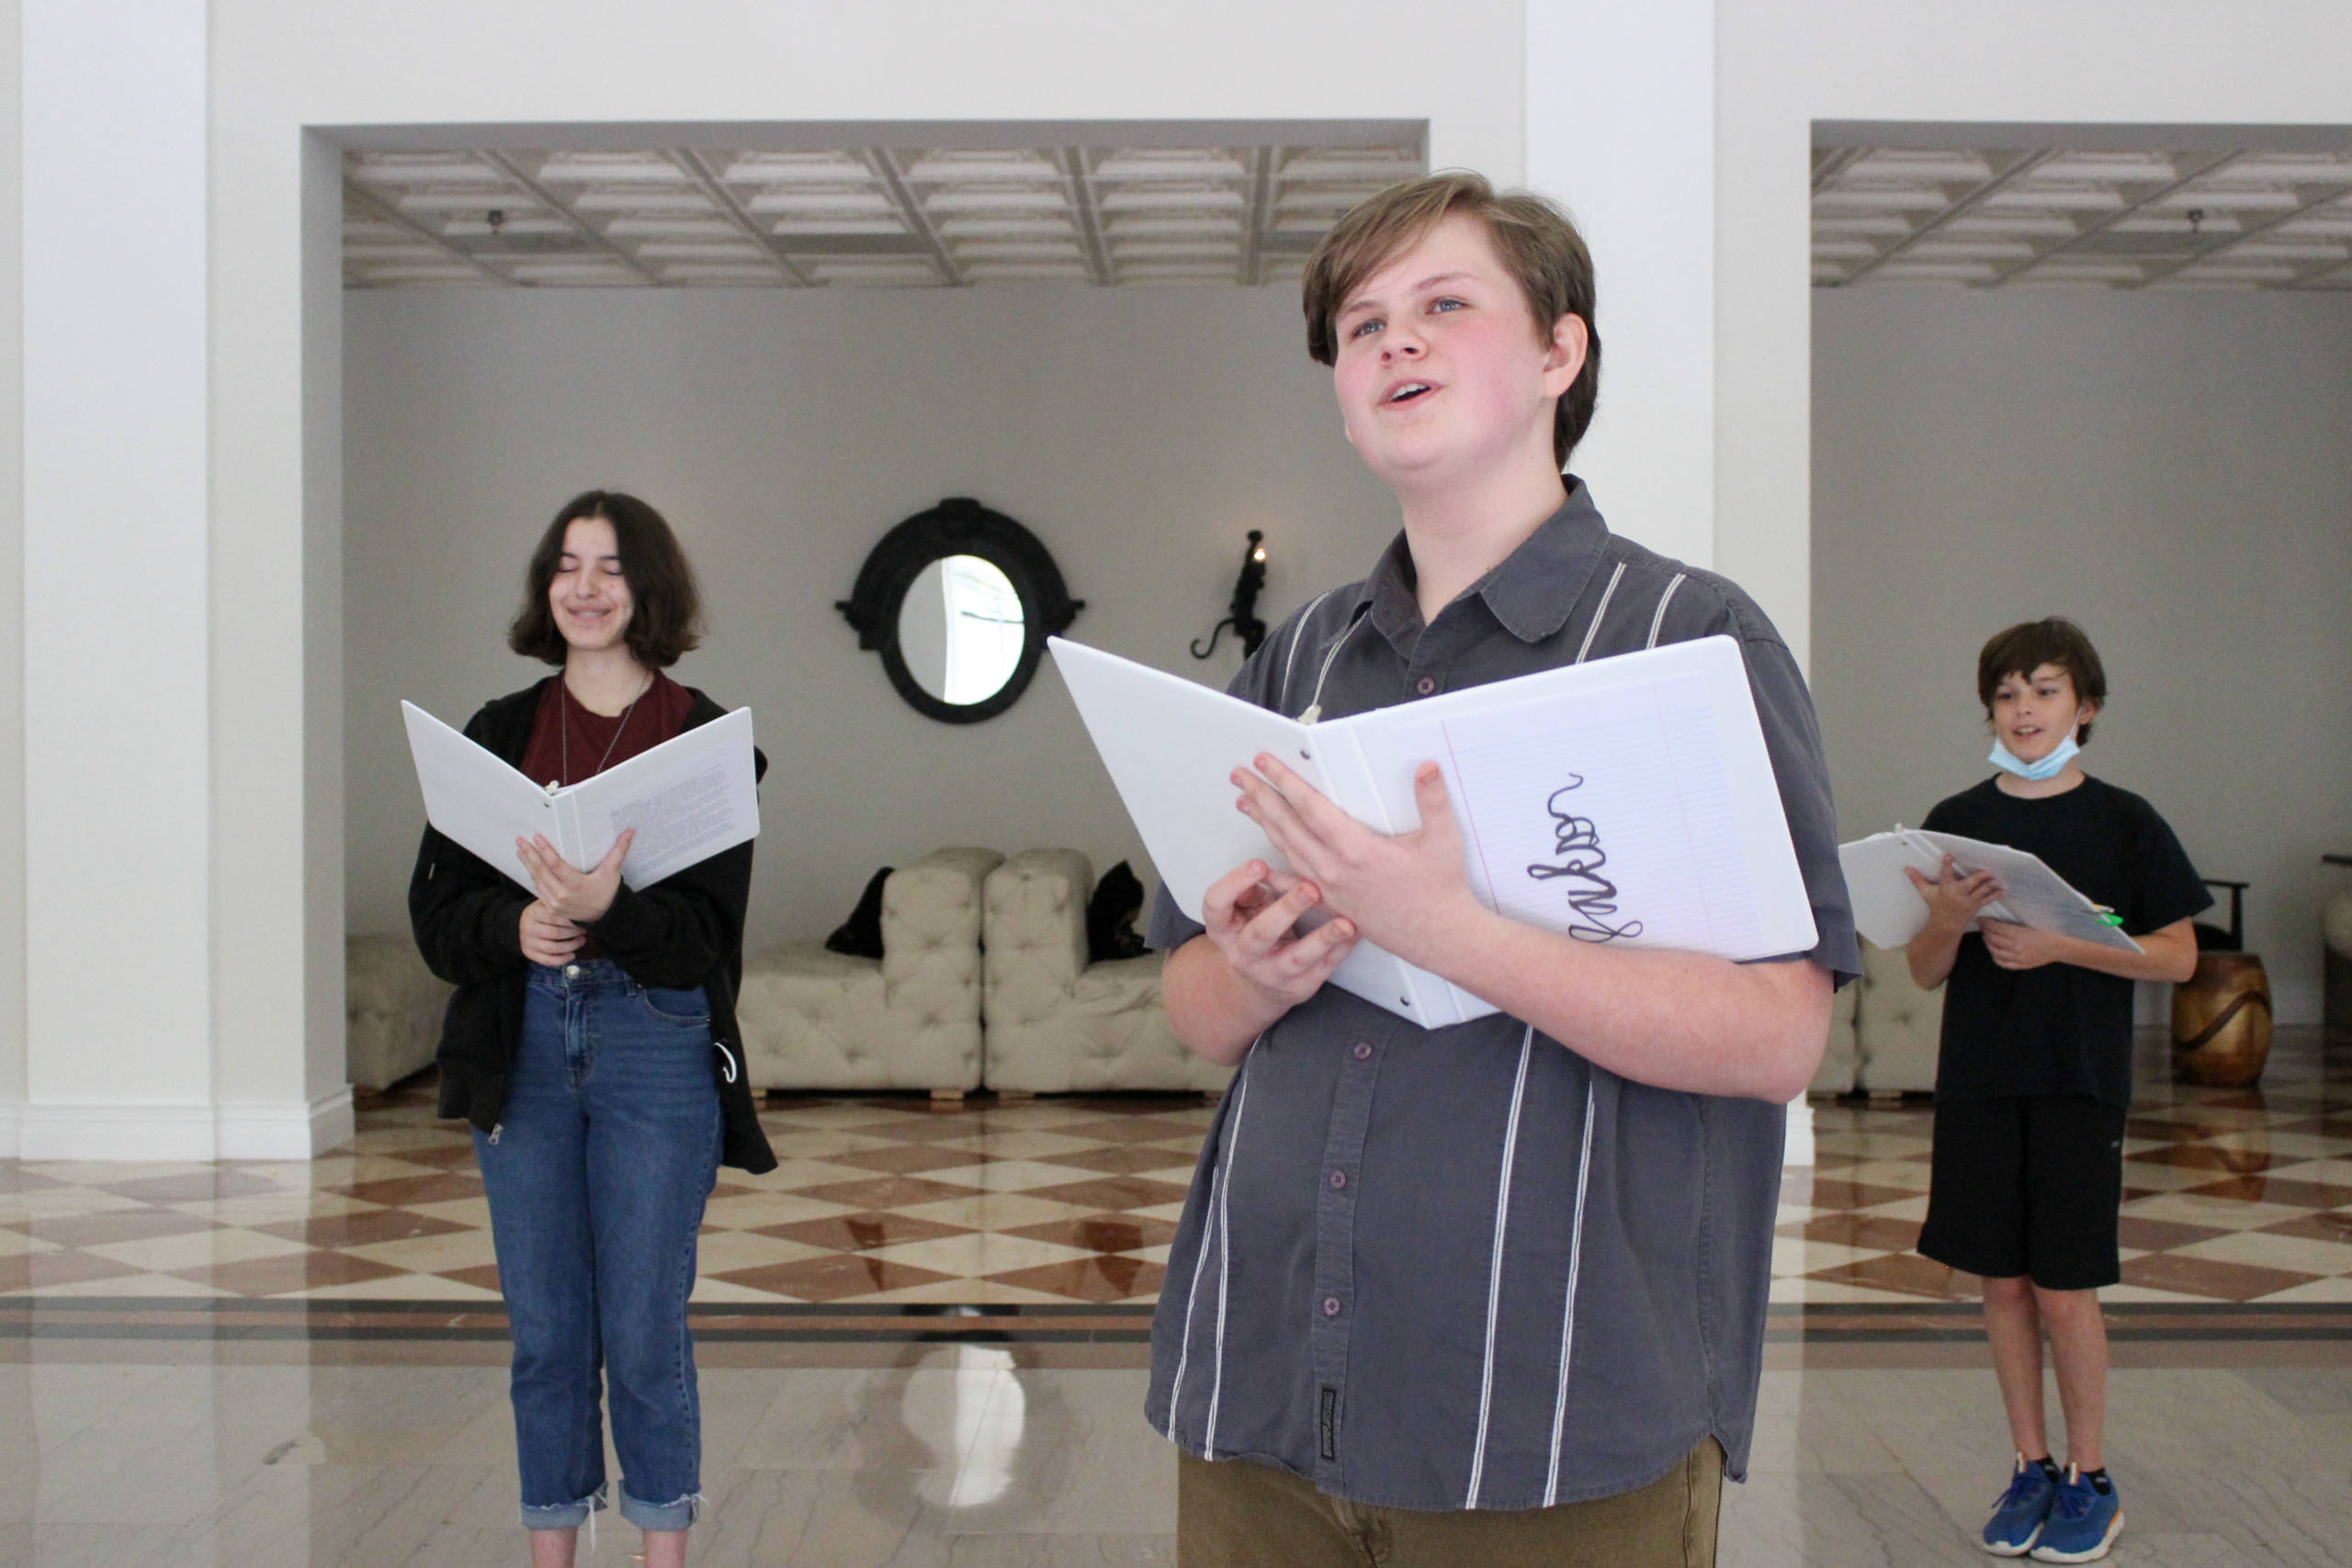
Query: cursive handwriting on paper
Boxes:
[{"xmin": 1526, "ymin": 779, "xmax": 1644, "ymax": 942}]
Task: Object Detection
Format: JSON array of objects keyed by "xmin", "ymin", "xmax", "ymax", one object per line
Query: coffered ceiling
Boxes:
[
  {"xmin": 1815, "ymin": 133, "xmax": 2352, "ymax": 291},
  {"xmin": 345, "ymin": 137, "xmax": 1426, "ymax": 289}
]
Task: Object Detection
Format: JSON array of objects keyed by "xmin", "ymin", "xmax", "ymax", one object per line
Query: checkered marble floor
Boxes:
[
  {"xmin": 5, "ymin": 1028, "xmax": 2347, "ymax": 1309},
  {"xmin": 1783, "ymin": 1025, "xmax": 2352, "ymax": 1305}
]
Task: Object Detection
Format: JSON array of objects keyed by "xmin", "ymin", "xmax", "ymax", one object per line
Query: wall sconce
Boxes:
[{"xmin": 1192, "ymin": 530, "xmax": 1268, "ymax": 660}]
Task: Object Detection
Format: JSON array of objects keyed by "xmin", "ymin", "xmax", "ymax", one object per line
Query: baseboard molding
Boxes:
[
  {"xmin": 16, "ymin": 1089, "xmax": 357, "ymax": 1162},
  {"xmin": 1783, "ymin": 1097, "xmax": 1815, "ymax": 1168},
  {"xmin": 218, "ymin": 1089, "xmax": 356, "ymax": 1160}
]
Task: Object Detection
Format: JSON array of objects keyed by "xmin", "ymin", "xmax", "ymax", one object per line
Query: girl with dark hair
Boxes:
[{"xmin": 410, "ymin": 490, "xmax": 773, "ymax": 1568}]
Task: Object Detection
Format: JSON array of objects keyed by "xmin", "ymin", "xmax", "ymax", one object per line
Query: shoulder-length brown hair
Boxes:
[{"xmin": 508, "ymin": 490, "xmax": 704, "ymax": 668}]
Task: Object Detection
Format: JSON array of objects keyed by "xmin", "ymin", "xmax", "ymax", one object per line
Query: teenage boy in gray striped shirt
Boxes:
[{"xmin": 1144, "ymin": 173, "xmax": 1860, "ymax": 1566}]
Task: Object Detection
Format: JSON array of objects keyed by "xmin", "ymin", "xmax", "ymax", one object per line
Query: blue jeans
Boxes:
[{"xmin": 474, "ymin": 959, "xmax": 722, "ymax": 1533}]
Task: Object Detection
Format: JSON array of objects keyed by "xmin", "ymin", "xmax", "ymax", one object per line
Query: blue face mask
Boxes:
[{"xmin": 1990, "ymin": 732, "xmax": 2080, "ymax": 781}]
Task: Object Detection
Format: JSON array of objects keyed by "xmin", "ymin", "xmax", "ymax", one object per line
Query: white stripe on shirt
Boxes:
[
  {"xmin": 1203, "ymin": 1060, "xmax": 1253, "ymax": 1459},
  {"xmin": 1645, "ymin": 573, "xmax": 1688, "ymax": 650},
  {"xmin": 1464, "ymin": 1024, "xmax": 1535, "ymax": 1507},
  {"xmin": 1544, "ymin": 1077, "xmax": 1600, "ymax": 1506},
  {"xmin": 1574, "ymin": 562, "xmax": 1627, "ymax": 666}
]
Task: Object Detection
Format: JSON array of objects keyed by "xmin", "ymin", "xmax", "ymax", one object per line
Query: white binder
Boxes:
[{"xmin": 1051, "ymin": 635, "xmax": 1817, "ymax": 1027}]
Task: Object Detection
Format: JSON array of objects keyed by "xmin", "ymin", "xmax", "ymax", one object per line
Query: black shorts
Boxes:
[{"xmin": 1917, "ymin": 1095, "xmax": 2129, "ymax": 1291}]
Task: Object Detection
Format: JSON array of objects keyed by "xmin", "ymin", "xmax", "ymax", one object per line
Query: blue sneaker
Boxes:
[
  {"xmin": 1982, "ymin": 1455, "xmax": 2057, "ymax": 1556},
  {"xmin": 2030, "ymin": 1465, "xmax": 2123, "ymax": 1562}
]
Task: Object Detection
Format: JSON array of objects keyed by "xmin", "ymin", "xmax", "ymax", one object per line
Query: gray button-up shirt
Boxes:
[{"xmin": 1145, "ymin": 481, "xmax": 1859, "ymax": 1512}]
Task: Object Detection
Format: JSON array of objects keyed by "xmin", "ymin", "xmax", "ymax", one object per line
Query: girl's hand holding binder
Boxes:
[
  {"xmin": 518, "ymin": 900, "xmax": 585, "ymax": 967},
  {"xmin": 516, "ymin": 829, "xmax": 635, "ymax": 926}
]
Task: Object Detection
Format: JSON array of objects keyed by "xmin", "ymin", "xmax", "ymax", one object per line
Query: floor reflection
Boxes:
[{"xmin": 901, "ymin": 1344, "xmax": 1025, "ymax": 1507}]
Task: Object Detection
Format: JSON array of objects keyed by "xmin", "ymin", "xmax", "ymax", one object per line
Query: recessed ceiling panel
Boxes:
[
  {"xmin": 1815, "ymin": 131, "xmax": 2352, "ymax": 292},
  {"xmin": 345, "ymin": 130, "xmax": 1425, "ymax": 290}
]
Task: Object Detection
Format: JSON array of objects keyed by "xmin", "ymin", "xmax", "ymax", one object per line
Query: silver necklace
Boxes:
[{"xmin": 560, "ymin": 671, "xmax": 651, "ymax": 784}]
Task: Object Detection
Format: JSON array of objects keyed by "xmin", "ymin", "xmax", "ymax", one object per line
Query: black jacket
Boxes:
[{"xmin": 408, "ymin": 679, "xmax": 777, "ymax": 1174}]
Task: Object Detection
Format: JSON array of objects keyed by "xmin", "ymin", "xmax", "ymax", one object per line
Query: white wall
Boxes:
[
  {"xmin": 1525, "ymin": 0, "xmax": 1716, "ymax": 579},
  {"xmin": 18, "ymin": 0, "xmax": 217, "ymax": 1158},
  {"xmin": 345, "ymin": 285, "xmax": 1396, "ymax": 952},
  {"xmin": 1814, "ymin": 286, "xmax": 2352, "ymax": 1023},
  {"xmin": 1716, "ymin": 0, "xmax": 2352, "ymax": 681},
  {"xmin": 0, "ymin": 0, "xmax": 21, "ymax": 1145}
]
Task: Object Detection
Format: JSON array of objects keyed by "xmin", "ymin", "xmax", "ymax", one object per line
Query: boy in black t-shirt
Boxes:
[{"xmin": 1906, "ymin": 618, "xmax": 2206, "ymax": 1563}]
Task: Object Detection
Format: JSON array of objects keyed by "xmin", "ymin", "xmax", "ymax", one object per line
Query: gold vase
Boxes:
[{"xmin": 2171, "ymin": 952, "xmax": 2272, "ymax": 1088}]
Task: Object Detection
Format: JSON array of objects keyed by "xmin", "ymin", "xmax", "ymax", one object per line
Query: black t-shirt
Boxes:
[{"xmin": 1921, "ymin": 775, "xmax": 2209, "ymax": 1107}]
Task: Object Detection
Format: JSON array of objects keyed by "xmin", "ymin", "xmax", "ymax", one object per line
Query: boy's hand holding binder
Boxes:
[
  {"xmin": 1905, "ymin": 854, "xmax": 2003, "ymax": 932},
  {"xmin": 1974, "ymin": 919, "xmax": 2075, "ymax": 973},
  {"xmin": 1233, "ymin": 752, "xmax": 1474, "ymax": 975},
  {"xmin": 1199, "ymin": 858, "xmax": 1357, "ymax": 1013}
]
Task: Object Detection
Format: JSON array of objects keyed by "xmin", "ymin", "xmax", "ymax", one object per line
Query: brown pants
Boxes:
[{"xmin": 1176, "ymin": 1438, "xmax": 1724, "ymax": 1568}]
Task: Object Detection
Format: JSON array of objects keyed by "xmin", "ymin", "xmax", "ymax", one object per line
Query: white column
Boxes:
[
  {"xmin": 21, "ymin": 0, "xmax": 215, "ymax": 1158},
  {"xmin": 1521, "ymin": 0, "xmax": 1716, "ymax": 571},
  {"xmin": 1524, "ymin": 1, "xmax": 1814, "ymax": 1164},
  {"xmin": 0, "ymin": 0, "xmax": 25, "ymax": 1156}
]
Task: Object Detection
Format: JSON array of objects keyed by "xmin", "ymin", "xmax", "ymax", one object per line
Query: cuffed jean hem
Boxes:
[
  {"xmin": 618, "ymin": 1486, "xmax": 704, "ymax": 1531},
  {"xmin": 520, "ymin": 1483, "xmax": 606, "ymax": 1531}
]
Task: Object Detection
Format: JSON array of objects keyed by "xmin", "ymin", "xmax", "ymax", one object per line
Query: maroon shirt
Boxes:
[{"xmin": 518, "ymin": 671, "xmax": 695, "ymax": 958}]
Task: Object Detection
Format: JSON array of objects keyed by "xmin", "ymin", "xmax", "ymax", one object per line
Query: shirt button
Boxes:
[
  {"xmin": 563, "ymin": 964, "xmax": 582, "ymax": 980},
  {"xmin": 1416, "ymin": 677, "xmax": 1437, "ymax": 695},
  {"xmin": 1353, "ymin": 1041, "xmax": 1373, "ymax": 1061},
  {"xmin": 1329, "ymin": 1168, "xmax": 1348, "ymax": 1190},
  {"xmin": 1323, "ymin": 1296, "xmax": 1341, "ymax": 1317}
]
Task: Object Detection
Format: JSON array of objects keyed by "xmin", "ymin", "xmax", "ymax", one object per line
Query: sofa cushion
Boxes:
[
  {"xmin": 1853, "ymin": 939, "xmax": 1943, "ymax": 1094},
  {"xmin": 1812, "ymin": 973, "xmax": 1860, "ymax": 1095},
  {"xmin": 345, "ymin": 933, "xmax": 451, "ymax": 1091}
]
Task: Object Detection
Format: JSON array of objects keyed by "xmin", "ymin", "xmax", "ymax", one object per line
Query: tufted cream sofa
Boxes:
[
  {"xmin": 980, "ymin": 850, "xmax": 1233, "ymax": 1095},
  {"xmin": 1811, "ymin": 938, "xmax": 1943, "ymax": 1096},
  {"xmin": 736, "ymin": 848, "xmax": 1001, "ymax": 1096},
  {"xmin": 346, "ymin": 933, "xmax": 452, "ymax": 1092}
]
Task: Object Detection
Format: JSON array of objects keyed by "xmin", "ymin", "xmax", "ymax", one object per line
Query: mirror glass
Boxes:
[{"xmin": 895, "ymin": 554, "xmax": 1026, "ymax": 707}]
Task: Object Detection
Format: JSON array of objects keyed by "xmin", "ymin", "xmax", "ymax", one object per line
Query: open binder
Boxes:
[
  {"xmin": 402, "ymin": 701, "xmax": 760, "ymax": 893},
  {"xmin": 1050, "ymin": 635, "xmax": 1817, "ymax": 1027},
  {"xmin": 1838, "ymin": 827, "xmax": 2142, "ymax": 954}
]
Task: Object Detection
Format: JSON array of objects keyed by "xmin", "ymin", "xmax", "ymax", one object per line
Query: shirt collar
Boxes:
[{"xmin": 1354, "ymin": 478, "xmax": 1612, "ymax": 649}]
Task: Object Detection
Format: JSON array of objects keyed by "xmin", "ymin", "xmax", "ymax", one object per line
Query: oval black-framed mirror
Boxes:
[{"xmin": 835, "ymin": 497, "xmax": 1084, "ymax": 724}]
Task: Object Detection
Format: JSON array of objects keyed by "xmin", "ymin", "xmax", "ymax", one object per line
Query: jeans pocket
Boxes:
[{"xmin": 637, "ymin": 984, "xmax": 711, "ymax": 1027}]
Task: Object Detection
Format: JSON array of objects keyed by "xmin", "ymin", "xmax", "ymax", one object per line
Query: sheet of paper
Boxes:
[
  {"xmin": 1368, "ymin": 637, "xmax": 1818, "ymax": 971},
  {"xmin": 1837, "ymin": 831, "xmax": 1948, "ymax": 949},
  {"xmin": 565, "ymin": 706, "xmax": 762, "ymax": 889},
  {"xmin": 1838, "ymin": 828, "xmax": 2142, "ymax": 953}
]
